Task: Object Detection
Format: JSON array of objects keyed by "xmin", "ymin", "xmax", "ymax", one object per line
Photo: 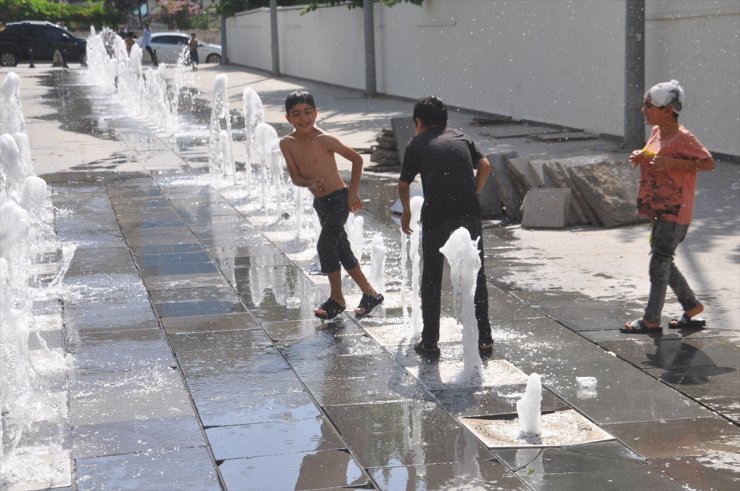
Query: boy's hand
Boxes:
[
  {"xmin": 348, "ymin": 189, "xmax": 362, "ymax": 213},
  {"xmin": 629, "ymin": 150, "xmax": 651, "ymax": 168},
  {"xmin": 401, "ymin": 210, "xmax": 412, "ymax": 235}
]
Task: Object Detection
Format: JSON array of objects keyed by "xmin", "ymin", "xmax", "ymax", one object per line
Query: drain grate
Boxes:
[{"xmin": 462, "ymin": 409, "xmax": 613, "ymax": 448}]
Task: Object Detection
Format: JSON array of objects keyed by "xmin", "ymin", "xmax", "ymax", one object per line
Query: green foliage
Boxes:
[{"xmin": 0, "ymin": 0, "xmax": 124, "ymax": 31}]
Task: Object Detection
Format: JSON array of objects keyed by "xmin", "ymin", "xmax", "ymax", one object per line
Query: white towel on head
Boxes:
[{"xmin": 648, "ymin": 79, "xmax": 684, "ymax": 111}]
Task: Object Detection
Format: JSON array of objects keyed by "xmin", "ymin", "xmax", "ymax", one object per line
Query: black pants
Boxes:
[
  {"xmin": 144, "ymin": 46, "xmax": 158, "ymax": 66},
  {"xmin": 421, "ymin": 215, "xmax": 492, "ymax": 345},
  {"xmin": 313, "ymin": 188, "xmax": 358, "ymax": 274}
]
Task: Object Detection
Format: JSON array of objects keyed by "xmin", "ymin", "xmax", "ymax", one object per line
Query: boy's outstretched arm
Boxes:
[
  {"xmin": 475, "ymin": 156, "xmax": 491, "ymax": 192},
  {"xmin": 279, "ymin": 139, "xmax": 325, "ymax": 192},
  {"xmin": 327, "ymin": 136, "xmax": 364, "ymax": 213}
]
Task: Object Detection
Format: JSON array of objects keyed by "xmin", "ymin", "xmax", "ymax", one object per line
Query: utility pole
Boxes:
[
  {"xmin": 270, "ymin": 0, "xmax": 280, "ymax": 77},
  {"xmin": 624, "ymin": 0, "xmax": 645, "ymax": 149},
  {"xmin": 363, "ymin": 0, "xmax": 377, "ymax": 96}
]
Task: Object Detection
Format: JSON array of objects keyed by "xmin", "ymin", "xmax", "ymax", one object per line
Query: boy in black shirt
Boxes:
[{"xmin": 398, "ymin": 96, "xmax": 493, "ymax": 357}]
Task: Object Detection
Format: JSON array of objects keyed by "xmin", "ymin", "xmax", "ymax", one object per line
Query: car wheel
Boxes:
[
  {"xmin": 0, "ymin": 50, "xmax": 19, "ymax": 67},
  {"xmin": 205, "ymin": 54, "xmax": 221, "ymax": 64},
  {"xmin": 80, "ymin": 52, "xmax": 87, "ymax": 66}
]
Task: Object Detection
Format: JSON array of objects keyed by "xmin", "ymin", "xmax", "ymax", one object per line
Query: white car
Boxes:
[{"xmin": 142, "ymin": 32, "xmax": 222, "ymax": 65}]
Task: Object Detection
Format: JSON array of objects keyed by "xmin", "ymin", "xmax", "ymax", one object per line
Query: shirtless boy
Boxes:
[{"xmin": 279, "ymin": 90, "xmax": 384, "ymax": 320}]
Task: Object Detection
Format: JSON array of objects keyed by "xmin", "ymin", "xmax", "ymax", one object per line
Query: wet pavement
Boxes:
[{"xmin": 5, "ymin": 64, "xmax": 739, "ymax": 490}]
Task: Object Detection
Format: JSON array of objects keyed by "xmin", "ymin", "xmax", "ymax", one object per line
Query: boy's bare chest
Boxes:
[{"xmin": 294, "ymin": 142, "xmax": 332, "ymax": 168}]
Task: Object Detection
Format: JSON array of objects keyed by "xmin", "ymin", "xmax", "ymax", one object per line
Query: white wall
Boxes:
[{"xmin": 226, "ymin": 0, "xmax": 740, "ymax": 157}]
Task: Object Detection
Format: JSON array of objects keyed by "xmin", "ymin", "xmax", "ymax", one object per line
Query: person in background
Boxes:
[
  {"xmin": 188, "ymin": 32, "xmax": 199, "ymax": 71},
  {"xmin": 621, "ymin": 80, "xmax": 715, "ymax": 333},
  {"xmin": 141, "ymin": 23, "xmax": 158, "ymax": 66}
]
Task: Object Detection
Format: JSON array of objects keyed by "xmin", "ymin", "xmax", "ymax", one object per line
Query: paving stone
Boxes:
[
  {"xmin": 75, "ymin": 446, "xmax": 219, "ymax": 491},
  {"xmin": 506, "ymin": 155, "xmax": 542, "ymax": 193},
  {"xmin": 521, "ymin": 188, "xmax": 571, "ymax": 229},
  {"xmin": 481, "ymin": 124, "xmax": 563, "ymax": 138},
  {"xmin": 369, "ymin": 459, "xmax": 528, "ymax": 490},
  {"xmin": 219, "ymin": 449, "xmax": 370, "ymax": 490},
  {"xmin": 325, "ymin": 400, "xmax": 495, "ymax": 468},
  {"xmin": 207, "ymin": 416, "xmax": 344, "ymax": 461}
]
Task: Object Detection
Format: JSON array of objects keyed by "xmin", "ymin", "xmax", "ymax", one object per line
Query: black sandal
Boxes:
[
  {"xmin": 668, "ymin": 313, "xmax": 706, "ymax": 329},
  {"xmin": 354, "ymin": 293, "xmax": 384, "ymax": 317},
  {"xmin": 315, "ymin": 298, "xmax": 346, "ymax": 320}
]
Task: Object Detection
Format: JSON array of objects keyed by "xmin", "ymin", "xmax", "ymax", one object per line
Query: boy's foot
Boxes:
[
  {"xmin": 354, "ymin": 293, "xmax": 384, "ymax": 316},
  {"xmin": 479, "ymin": 341, "xmax": 494, "ymax": 358},
  {"xmin": 413, "ymin": 341, "xmax": 440, "ymax": 357},
  {"xmin": 314, "ymin": 298, "xmax": 346, "ymax": 320},
  {"xmin": 669, "ymin": 303, "xmax": 706, "ymax": 329},
  {"xmin": 620, "ymin": 319, "xmax": 661, "ymax": 333}
]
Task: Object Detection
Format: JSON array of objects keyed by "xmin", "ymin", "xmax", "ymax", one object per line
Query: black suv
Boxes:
[{"xmin": 0, "ymin": 21, "xmax": 87, "ymax": 67}]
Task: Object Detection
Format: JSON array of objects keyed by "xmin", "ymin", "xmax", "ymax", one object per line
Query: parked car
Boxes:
[
  {"xmin": 0, "ymin": 21, "xmax": 86, "ymax": 67},
  {"xmin": 141, "ymin": 32, "xmax": 221, "ymax": 65}
]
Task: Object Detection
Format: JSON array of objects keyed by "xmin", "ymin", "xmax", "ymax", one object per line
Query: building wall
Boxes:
[{"xmin": 226, "ymin": 0, "xmax": 740, "ymax": 156}]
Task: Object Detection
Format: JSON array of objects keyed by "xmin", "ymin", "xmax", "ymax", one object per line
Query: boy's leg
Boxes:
[
  {"xmin": 669, "ymin": 262, "xmax": 700, "ymax": 312},
  {"xmin": 420, "ymin": 219, "xmax": 453, "ymax": 346},
  {"xmin": 644, "ymin": 219, "xmax": 688, "ymax": 324},
  {"xmin": 326, "ymin": 270, "xmax": 345, "ymax": 307},
  {"xmin": 346, "ymin": 265, "xmax": 379, "ymax": 297}
]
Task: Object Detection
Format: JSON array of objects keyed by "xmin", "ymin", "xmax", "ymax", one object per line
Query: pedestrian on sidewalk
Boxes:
[
  {"xmin": 141, "ymin": 23, "xmax": 158, "ymax": 66},
  {"xmin": 279, "ymin": 90, "xmax": 384, "ymax": 320},
  {"xmin": 398, "ymin": 96, "xmax": 494, "ymax": 358},
  {"xmin": 622, "ymin": 80, "xmax": 715, "ymax": 334},
  {"xmin": 188, "ymin": 32, "xmax": 199, "ymax": 71}
]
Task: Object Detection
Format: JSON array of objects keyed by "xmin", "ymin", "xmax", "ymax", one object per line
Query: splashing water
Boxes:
[
  {"xmin": 408, "ymin": 196, "xmax": 424, "ymax": 337},
  {"xmin": 208, "ymin": 74, "xmax": 236, "ymax": 183},
  {"xmin": 242, "ymin": 87, "xmax": 265, "ymax": 175},
  {"xmin": 440, "ymin": 227, "xmax": 482, "ymax": 380},
  {"xmin": 345, "ymin": 213, "xmax": 364, "ymax": 262},
  {"xmin": 1, "ymin": 71, "xmax": 74, "ymax": 488},
  {"xmin": 369, "ymin": 235, "xmax": 387, "ymax": 294},
  {"xmin": 517, "ymin": 373, "xmax": 543, "ymax": 436},
  {"xmin": 85, "ymin": 27, "xmax": 186, "ymax": 135},
  {"xmin": 0, "ymin": 72, "xmax": 24, "ymax": 134},
  {"xmin": 254, "ymin": 122, "xmax": 279, "ymax": 211}
]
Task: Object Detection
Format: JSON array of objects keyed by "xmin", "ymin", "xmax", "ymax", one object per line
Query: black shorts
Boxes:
[{"xmin": 313, "ymin": 187, "xmax": 358, "ymax": 273}]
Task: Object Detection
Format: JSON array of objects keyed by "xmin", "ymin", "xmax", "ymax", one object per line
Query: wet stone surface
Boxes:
[{"xmin": 20, "ymin": 68, "xmax": 736, "ymax": 491}]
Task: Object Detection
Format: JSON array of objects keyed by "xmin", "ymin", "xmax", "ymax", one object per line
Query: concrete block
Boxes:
[
  {"xmin": 480, "ymin": 152, "xmax": 514, "ymax": 218},
  {"xmin": 542, "ymin": 162, "xmax": 591, "ymax": 226},
  {"xmin": 480, "ymin": 125, "xmax": 562, "ymax": 139},
  {"xmin": 521, "ymin": 188, "xmax": 571, "ymax": 228},
  {"xmin": 489, "ymin": 151, "xmax": 522, "ymax": 222},
  {"xmin": 566, "ymin": 158, "xmax": 645, "ymax": 228},
  {"xmin": 532, "ymin": 131, "xmax": 599, "ymax": 142},
  {"xmin": 505, "ymin": 156, "xmax": 540, "ymax": 194}
]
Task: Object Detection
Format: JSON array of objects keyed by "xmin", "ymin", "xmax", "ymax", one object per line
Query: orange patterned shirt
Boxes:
[{"xmin": 637, "ymin": 125, "xmax": 712, "ymax": 225}]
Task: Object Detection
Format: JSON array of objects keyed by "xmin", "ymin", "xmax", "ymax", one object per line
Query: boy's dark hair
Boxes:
[
  {"xmin": 413, "ymin": 96, "xmax": 447, "ymax": 127},
  {"xmin": 285, "ymin": 91, "xmax": 316, "ymax": 113}
]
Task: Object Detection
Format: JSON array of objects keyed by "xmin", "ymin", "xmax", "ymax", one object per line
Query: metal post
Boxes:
[
  {"xmin": 270, "ymin": 0, "xmax": 280, "ymax": 77},
  {"xmin": 624, "ymin": 0, "xmax": 645, "ymax": 150},
  {"xmin": 364, "ymin": 0, "xmax": 377, "ymax": 96},
  {"xmin": 28, "ymin": 48, "xmax": 35, "ymax": 68},
  {"xmin": 220, "ymin": 15, "xmax": 228, "ymax": 64}
]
